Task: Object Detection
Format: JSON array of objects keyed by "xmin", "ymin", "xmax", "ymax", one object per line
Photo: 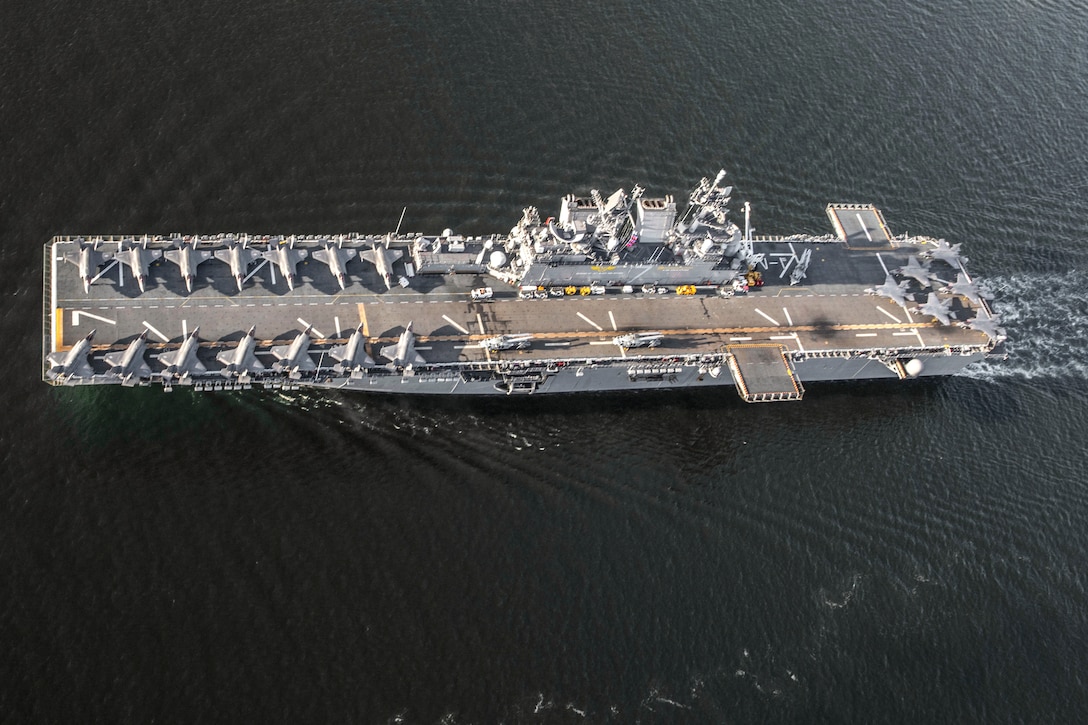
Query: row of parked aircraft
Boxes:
[
  {"xmin": 864, "ymin": 242, "xmax": 1005, "ymax": 341},
  {"xmin": 61, "ymin": 237, "xmax": 406, "ymax": 294},
  {"xmin": 46, "ymin": 322, "xmax": 429, "ymax": 385}
]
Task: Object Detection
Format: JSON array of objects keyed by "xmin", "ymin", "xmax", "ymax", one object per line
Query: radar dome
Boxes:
[
  {"xmin": 904, "ymin": 359, "xmax": 924, "ymax": 377},
  {"xmin": 489, "ymin": 251, "xmax": 508, "ymax": 268}
]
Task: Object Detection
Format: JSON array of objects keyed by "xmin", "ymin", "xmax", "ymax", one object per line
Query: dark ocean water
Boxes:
[{"xmin": 4, "ymin": 1, "xmax": 1088, "ymax": 721}]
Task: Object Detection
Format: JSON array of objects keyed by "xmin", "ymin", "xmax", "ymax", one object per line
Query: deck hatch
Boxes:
[{"xmin": 727, "ymin": 344, "xmax": 804, "ymax": 402}]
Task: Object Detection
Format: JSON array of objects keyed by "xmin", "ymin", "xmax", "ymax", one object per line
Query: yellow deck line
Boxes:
[{"xmin": 54, "ymin": 308, "xmax": 64, "ymax": 350}]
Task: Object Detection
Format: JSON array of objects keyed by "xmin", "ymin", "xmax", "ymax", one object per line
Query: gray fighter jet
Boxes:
[
  {"xmin": 613, "ymin": 331, "xmax": 664, "ymax": 349},
  {"xmin": 271, "ymin": 326, "xmax": 317, "ymax": 377},
  {"xmin": 865, "ymin": 274, "xmax": 913, "ymax": 309},
  {"xmin": 913, "ymin": 293, "xmax": 955, "ymax": 326},
  {"xmin": 961, "ymin": 313, "xmax": 1007, "ymax": 341},
  {"xmin": 46, "ymin": 329, "xmax": 96, "ymax": 380},
  {"xmin": 312, "ymin": 239, "xmax": 357, "ymax": 290},
  {"xmin": 217, "ymin": 326, "xmax": 265, "ymax": 378},
  {"xmin": 381, "ymin": 321, "xmax": 426, "ymax": 369},
  {"xmin": 360, "ymin": 239, "xmax": 405, "ymax": 290},
  {"xmin": 941, "ymin": 272, "xmax": 992, "ymax": 307},
  {"xmin": 103, "ymin": 330, "xmax": 152, "ymax": 386},
  {"xmin": 62, "ymin": 240, "xmax": 112, "ymax": 294},
  {"xmin": 262, "ymin": 236, "xmax": 308, "ymax": 290},
  {"xmin": 164, "ymin": 239, "xmax": 214, "ymax": 294},
  {"xmin": 895, "ymin": 255, "xmax": 935, "ymax": 289},
  {"xmin": 788, "ymin": 248, "xmax": 812, "ymax": 286},
  {"xmin": 158, "ymin": 327, "xmax": 207, "ymax": 383},
  {"xmin": 213, "ymin": 240, "xmax": 261, "ymax": 292},
  {"xmin": 480, "ymin": 333, "xmax": 534, "ymax": 351},
  {"xmin": 329, "ymin": 323, "xmax": 374, "ymax": 373},
  {"xmin": 116, "ymin": 238, "xmax": 163, "ymax": 293},
  {"xmin": 921, "ymin": 239, "xmax": 967, "ymax": 267}
]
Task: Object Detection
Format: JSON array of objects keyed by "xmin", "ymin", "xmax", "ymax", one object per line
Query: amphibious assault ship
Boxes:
[{"xmin": 42, "ymin": 171, "xmax": 1005, "ymax": 400}]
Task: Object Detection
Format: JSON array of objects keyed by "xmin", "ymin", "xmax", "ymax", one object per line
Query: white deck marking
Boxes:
[
  {"xmin": 893, "ymin": 332, "xmax": 916, "ymax": 337},
  {"xmin": 876, "ymin": 253, "xmax": 890, "ymax": 276},
  {"xmin": 875, "ymin": 306, "xmax": 902, "ymax": 323},
  {"xmin": 414, "ymin": 346, "xmax": 432, "ymax": 350},
  {"xmin": 118, "ymin": 259, "xmax": 124, "ymax": 286},
  {"xmin": 242, "ymin": 259, "xmax": 267, "ymax": 285},
  {"xmin": 334, "ymin": 316, "xmax": 342, "ymax": 336},
  {"xmin": 544, "ymin": 342, "xmax": 571, "ymax": 347},
  {"xmin": 182, "ymin": 319, "xmax": 188, "ymax": 337},
  {"xmin": 855, "ymin": 332, "xmax": 878, "ymax": 338},
  {"xmin": 577, "ymin": 311, "xmax": 603, "ymax": 330},
  {"xmin": 71, "ymin": 311, "xmax": 117, "ymax": 326},
  {"xmin": 769, "ymin": 335, "xmax": 794, "ymax": 340},
  {"xmin": 913, "ymin": 328, "xmax": 926, "ymax": 346},
  {"xmin": 793, "ymin": 333, "xmax": 805, "ymax": 353},
  {"xmin": 753, "ymin": 308, "xmax": 779, "ymax": 326},
  {"xmin": 476, "ymin": 313, "xmax": 486, "ymax": 335},
  {"xmin": 782, "ymin": 307, "xmax": 793, "ymax": 326},
  {"xmin": 142, "ymin": 320, "xmax": 169, "ymax": 342},
  {"xmin": 89, "ymin": 259, "xmax": 118, "ymax": 285},
  {"xmin": 588, "ymin": 341, "xmax": 615, "ymax": 346},
  {"xmin": 856, "ymin": 213, "xmax": 874, "ymax": 242},
  {"xmin": 269, "ymin": 263, "xmax": 277, "ymax": 285},
  {"xmin": 296, "ymin": 317, "xmax": 326, "ymax": 338},
  {"xmin": 442, "ymin": 314, "xmax": 471, "ymax": 335},
  {"xmin": 730, "ymin": 336, "xmax": 752, "ymax": 341},
  {"xmin": 608, "ymin": 310, "xmax": 617, "ymax": 330}
]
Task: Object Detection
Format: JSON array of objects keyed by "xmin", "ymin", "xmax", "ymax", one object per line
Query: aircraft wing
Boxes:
[
  {"xmin": 46, "ymin": 352, "xmax": 94, "ymax": 378},
  {"xmin": 412, "ymin": 351, "xmax": 426, "ymax": 365},
  {"xmin": 102, "ymin": 350, "xmax": 125, "ymax": 369},
  {"xmin": 328, "ymin": 343, "xmax": 348, "ymax": 362},
  {"xmin": 312, "ymin": 249, "xmax": 330, "ymax": 265},
  {"xmin": 295, "ymin": 356, "xmax": 317, "ymax": 371},
  {"xmin": 379, "ymin": 343, "xmax": 396, "ymax": 361},
  {"xmin": 212, "ymin": 249, "xmax": 232, "ymax": 264},
  {"xmin": 359, "ymin": 250, "xmax": 377, "ymax": 264},
  {"xmin": 158, "ymin": 349, "xmax": 182, "ymax": 368},
  {"xmin": 269, "ymin": 344, "xmax": 291, "ymax": 360},
  {"xmin": 389, "ymin": 248, "xmax": 404, "ymax": 262}
]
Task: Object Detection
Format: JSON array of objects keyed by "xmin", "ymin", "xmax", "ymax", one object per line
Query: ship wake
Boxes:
[{"xmin": 959, "ymin": 270, "xmax": 1088, "ymax": 381}]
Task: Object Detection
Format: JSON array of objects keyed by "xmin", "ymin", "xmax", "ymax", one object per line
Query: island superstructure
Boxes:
[{"xmin": 42, "ymin": 170, "xmax": 1005, "ymax": 400}]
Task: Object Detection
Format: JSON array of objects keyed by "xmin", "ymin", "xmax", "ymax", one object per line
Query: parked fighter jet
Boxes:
[
  {"xmin": 895, "ymin": 255, "xmax": 935, "ymax": 288},
  {"xmin": 329, "ymin": 323, "xmax": 374, "ymax": 373},
  {"xmin": 865, "ymin": 274, "xmax": 913, "ymax": 309},
  {"xmin": 380, "ymin": 322, "xmax": 426, "ymax": 369},
  {"xmin": 158, "ymin": 327, "xmax": 207, "ymax": 383},
  {"xmin": 613, "ymin": 331, "xmax": 663, "ymax": 349},
  {"xmin": 164, "ymin": 239, "xmax": 214, "ymax": 293},
  {"xmin": 360, "ymin": 239, "xmax": 405, "ymax": 290},
  {"xmin": 103, "ymin": 330, "xmax": 152, "ymax": 386},
  {"xmin": 789, "ymin": 248, "xmax": 812, "ymax": 286},
  {"xmin": 116, "ymin": 238, "xmax": 163, "ymax": 293},
  {"xmin": 216, "ymin": 326, "xmax": 265, "ymax": 378},
  {"xmin": 62, "ymin": 239, "xmax": 112, "ymax": 294},
  {"xmin": 961, "ymin": 313, "xmax": 1007, "ymax": 341},
  {"xmin": 262, "ymin": 236, "xmax": 308, "ymax": 290},
  {"xmin": 913, "ymin": 293, "xmax": 955, "ymax": 326},
  {"xmin": 480, "ymin": 333, "xmax": 534, "ymax": 351},
  {"xmin": 46, "ymin": 329, "xmax": 96, "ymax": 380},
  {"xmin": 941, "ymin": 272, "xmax": 992, "ymax": 307},
  {"xmin": 270, "ymin": 326, "xmax": 317, "ymax": 377},
  {"xmin": 920, "ymin": 239, "xmax": 967, "ymax": 267},
  {"xmin": 312, "ymin": 239, "xmax": 357, "ymax": 290},
  {"xmin": 213, "ymin": 240, "xmax": 261, "ymax": 292}
]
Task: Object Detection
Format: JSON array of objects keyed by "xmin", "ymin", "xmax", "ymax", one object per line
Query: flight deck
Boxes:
[{"xmin": 43, "ymin": 171, "xmax": 1005, "ymax": 399}]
